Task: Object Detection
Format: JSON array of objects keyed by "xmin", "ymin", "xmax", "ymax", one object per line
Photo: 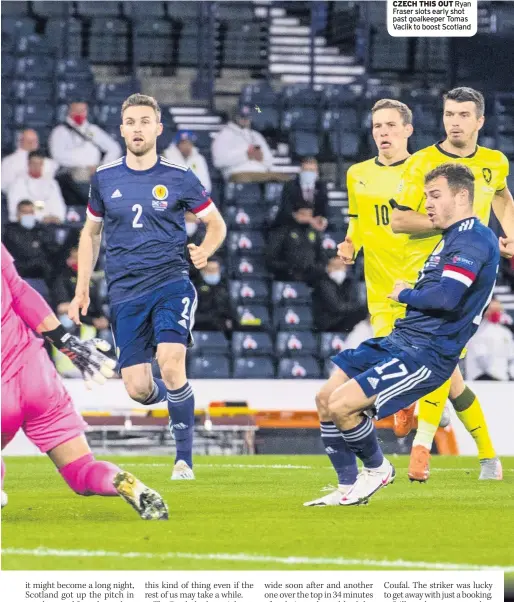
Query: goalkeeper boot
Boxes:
[
  {"xmin": 408, "ymin": 445, "xmax": 430, "ymax": 482},
  {"xmin": 303, "ymin": 484, "xmax": 353, "ymax": 507},
  {"xmin": 113, "ymin": 471, "xmax": 168, "ymax": 520},
  {"xmin": 339, "ymin": 460, "xmax": 395, "ymax": 506},
  {"xmin": 479, "ymin": 457, "xmax": 503, "ymax": 481},
  {"xmin": 393, "ymin": 403, "xmax": 416, "ymax": 438},
  {"xmin": 171, "ymin": 460, "xmax": 195, "ymax": 481}
]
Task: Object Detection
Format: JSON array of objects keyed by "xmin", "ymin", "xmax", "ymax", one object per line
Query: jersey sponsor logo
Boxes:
[
  {"xmin": 152, "ymin": 184, "xmax": 169, "ymax": 201},
  {"xmin": 482, "ymin": 168, "xmax": 492, "ymax": 184},
  {"xmin": 367, "ymin": 376, "xmax": 379, "ymax": 390},
  {"xmin": 452, "ymin": 255, "xmax": 474, "ymax": 267},
  {"xmin": 111, "ymin": 189, "xmax": 122, "ymax": 198},
  {"xmin": 152, "ymin": 200, "xmax": 168, "ymax": 211}
]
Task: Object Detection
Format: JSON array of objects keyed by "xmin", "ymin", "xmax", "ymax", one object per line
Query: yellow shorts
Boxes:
[{"xmin": 370, "ymin": 304, "xmax": 407, "ymax": 338}]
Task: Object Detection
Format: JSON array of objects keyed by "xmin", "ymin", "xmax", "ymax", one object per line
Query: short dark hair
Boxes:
[
  {"xmin": 301, "ymin": 156, "xmax": 318, "ymax": 166},
  {"xmin": 17, "ymin": 199, "xmax": 35, "ymax": 211},
  {"xmin": 28, "ymin": 150, "xmax": 45, "ymax": 161},
  {"xmin": 443, "ymin": 87, "xmax": 485, "ymax": 119},
  {"xmin": 372, "ymin": 98, "xmax": 413, "ymax": 125},
  {"xmin": 425, "ymin": 163, "xmax": 475, "ymax": 204},
  {"xmin": 121, "ymin": 93, "xmax": 161, "ymax": 122}
]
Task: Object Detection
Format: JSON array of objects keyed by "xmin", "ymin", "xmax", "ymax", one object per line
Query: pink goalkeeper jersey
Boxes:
[{"xmin": 1, "ymin": 244, "xmax": 53, "ymax": 382}]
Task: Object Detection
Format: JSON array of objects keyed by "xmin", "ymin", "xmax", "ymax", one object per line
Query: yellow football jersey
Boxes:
[
  {"xmin": 396, "ymin": 143, "xmax": 510, "ymax": 283},
  {"xmin": 346, "ymin": 157, "xmax": 410, "ymax": 317}
]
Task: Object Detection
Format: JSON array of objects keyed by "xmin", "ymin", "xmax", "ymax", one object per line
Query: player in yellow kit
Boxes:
[
  {"xmin": 304, "ymin": 98, "xmax": 414, "ymax": 507},
  {"xmin": 390, "ymin": 87, "xmax": 514, "ymax": 482}
]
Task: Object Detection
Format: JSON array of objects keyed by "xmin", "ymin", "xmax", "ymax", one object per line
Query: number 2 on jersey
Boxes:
[
  {"xmin": 132, "ymin": 204, "xmax": 143, "ymax": 228},
  {"xmin": 374, "ymin": 204, "xmax": 389, "ymax": 226}
]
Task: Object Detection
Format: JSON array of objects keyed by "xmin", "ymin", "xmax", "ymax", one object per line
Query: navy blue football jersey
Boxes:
[
  {"xmin": 390, "ymin": 217, "xmax": 499, "ymax": 362},
  {"xmin": 87, "ymin": 156, "xmax": 214, "ymax": 304}
]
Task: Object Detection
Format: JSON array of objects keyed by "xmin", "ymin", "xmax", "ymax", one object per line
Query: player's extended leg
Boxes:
[
  {"xmin": 156, "ymin": 342, "xmax": 195, "ymax": 480},
  {"xmin": 48, "ymin": 435, "xmax": 168, "ymax": 520},
  {"xmin": 304, "ymin": 368, "xmax": 358, "ymax": 506},
  {"xmin": 408, "ymin": 379, "xmax": 451, "ymax": 482},
  {"xmin": 327, "ymin": 378, "xmax": 395, "ymax": 506},
  {"xmin": 121, "ymin": 363, "xmax": 168, "ymax": 407},
  {"xmin": 449, "ymin": 366, "xmax": 502, "ymax": 480}
]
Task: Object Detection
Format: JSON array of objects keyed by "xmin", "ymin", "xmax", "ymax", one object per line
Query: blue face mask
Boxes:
[
  {"xmin": 299, "ymin": 170, "xmax": 318, "ymax": 189},
  {"xmin": 203, "ymin": 273, "xmax": 221, "ymax": 286},
  {"xmin": 20, "ymin": 214, "xmax": 36, "ymax": 230},
  {"xmin": 59, "ymin": 314, "xmax": 75, "ymax": 330}
]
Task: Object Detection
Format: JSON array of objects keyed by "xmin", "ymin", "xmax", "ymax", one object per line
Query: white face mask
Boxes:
[
  {"xmin": 329, "ymin": 270, "xmax": 347, "ymax": 285},
  {"xmin": 185, "ymin": 222, "xmax": 198, "ymax": 237},
  {"xmin": 300, "ymin": 170, "xmax": 318, "ymax": 190},
  {"xmin": 20, "ymin": 214, "xmax": 36, "ymax": 230}
]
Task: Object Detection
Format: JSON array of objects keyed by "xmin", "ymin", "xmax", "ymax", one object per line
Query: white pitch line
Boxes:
[{"xmin": 3, "ymin": 547, "xmax": 513, "ymax": 572}]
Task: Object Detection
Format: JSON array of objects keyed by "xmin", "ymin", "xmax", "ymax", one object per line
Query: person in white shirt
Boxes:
[
  {"xmin": 211, "ymin": 105, "xmax": 274, "ymax": 180},
  {"xmin": 344, "ymin": 315, "xmax": 374, "ymax": 350},
  {"xmin": 164, "ymin": 130, "xmax": 212, "ymax": 192},
  {"xmin": 7, "ymin": 150, "xmax": 66, "ymax": 223},
  {"xmin": 1, "ymin": 129, "xmax": 58, "ymax": 193},
  {"xmin": 465, "ymin": 299, "xmax": 514, "ymax": 381},
  {"xmin": 48, "ymin": 101, "xmax": 122, "ymax": 181}
]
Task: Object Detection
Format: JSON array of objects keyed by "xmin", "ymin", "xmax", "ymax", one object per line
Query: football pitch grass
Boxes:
[{"xmin": 2, "ymin": 455, "xmax": 514, "ymax": 574}]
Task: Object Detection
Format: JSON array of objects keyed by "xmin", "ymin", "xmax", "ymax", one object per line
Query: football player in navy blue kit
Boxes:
[
  {"xmin": 69, "ymin": 94, "xmax": 226, "ymax": 481},
  {"xmin": 314, "ymin": 163, "xmax": 500, "ymax": 506}
]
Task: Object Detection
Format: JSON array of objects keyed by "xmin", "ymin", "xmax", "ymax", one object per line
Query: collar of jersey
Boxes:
[
  {"xmin": 435, "ymin": 141, "xmax": 478, "ymax": 159},
  {"xmin": 444, "ymin": 216, "xmax": 477, "ymax": 233},
  {"xmin": 374, "ymin": 157, "xmax": 409, "ymax": 167},
  {"xmin": 122, "ymin": 155, "xmax": 162, "ymax": 175}
]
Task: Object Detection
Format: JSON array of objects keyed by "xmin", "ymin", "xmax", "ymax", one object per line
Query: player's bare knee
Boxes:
[
  {"xmin": 315, "ymin": 390, "xmax": 331, "ymax": 419},
  {"xmin": 327, "ymin": 392, "xmax": 352, "ymax": 423},
  {"xmin": 125, "ymin": 381, "xmax": 153, "ymax": 404}
]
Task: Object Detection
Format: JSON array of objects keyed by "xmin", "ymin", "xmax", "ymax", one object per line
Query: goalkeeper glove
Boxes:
[{"xmin": 42, "ymin": 325, "xmax": 117, "ymax": 388}]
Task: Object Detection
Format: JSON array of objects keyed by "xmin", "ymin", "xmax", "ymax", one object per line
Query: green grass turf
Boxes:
[{"xmin": 2, "ymin": 455, "xmax": 514, "ymax": 572}]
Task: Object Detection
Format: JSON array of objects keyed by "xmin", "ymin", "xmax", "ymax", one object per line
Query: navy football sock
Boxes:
[
  {"xmin": 167, "ymin": 382, "xmax": 195, "ymax": 467},
  {"xmin": 341, "ymin": 416, "xmax": 384, "ymax": 469},
  {"xmin": 140, "ymin": 378, "xmax": 168, "ymax": 406},
  {"xmin": 320, "ymin": 421, "xmax": 358, "ymax": 485}
]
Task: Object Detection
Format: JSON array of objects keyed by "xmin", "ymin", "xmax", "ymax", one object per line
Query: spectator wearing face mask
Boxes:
[
  {"xmin": 1, "ymin": 128, "xmax": 58, "ymax": 194},
  {"xmin": 7, "ymin": 150, "xmax": 66, "ymax": 223},
  {"xmin": 266, "ymin": 200, "xmax": 327, "ymax": 286},
  {"xmin": 312, "ymin": 256, "xmax": 368, "ymax": 332},
  {"xmin": 2, "ymin": 200, "xmax": 59, "ymax": 292},
  {"xmin": 193, "ymin": 258, "xmax": 235, "ymax": 332},
  {"xmin": 53, "ymin": 246, "xmax": 112, "ymax": 338},
  {"xmin": 465, "ymin": 299, "xmax": 514, "ymax": 381},
  {"xmin": 48, "ymin": 101, "xmax": 122, "ymax": 204},
  {"xmin": 164, "ymin": 130, "xmax": 212, "ymax": 193},
  {"xmin": 273, "ymin": 157, "xmax": 328, "ymax": 231},
  {"xmin": 211, "ymin": 105, "xmax": 274, "ymax": 180}
]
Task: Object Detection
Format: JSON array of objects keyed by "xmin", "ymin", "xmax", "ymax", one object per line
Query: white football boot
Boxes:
[
  {"xmin": 479, "ymin": 457, "xmax": 503, "ymax": 480},
  {"xmin": 304, "ymin": 484, "xmax": 353, "ymax": 507},
  {"xmin": 1, "ymin": 490, "xmax": 8, "ymax": 508},
  {"xmin": 171, "ymin": 460, "xmax": 195, "ymax": 480},
  {"xmin": 339, "ymin": 459, "xmax": 395, "ymax": 506}
]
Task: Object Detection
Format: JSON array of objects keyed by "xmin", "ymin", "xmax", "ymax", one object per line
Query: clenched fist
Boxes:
[
  {"xmin": 188, "ymin": 244, "xmax": 209, "ymax": 269},
  {"xmin": 337, "ymin": 236, "xmax": 355, "ymax": 265},
  {"xmin": 388, "ymin": 280, "xmax": 412, "ymax": 303}
]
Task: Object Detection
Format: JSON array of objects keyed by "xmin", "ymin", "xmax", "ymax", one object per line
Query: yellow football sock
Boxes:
[
  {"xmin": 451, "ymin": 386, "xmax": 496, "ymax": 460},
  {"xmin": 412, "ymin": 379, "xmax": 451, "ymax": 449}
]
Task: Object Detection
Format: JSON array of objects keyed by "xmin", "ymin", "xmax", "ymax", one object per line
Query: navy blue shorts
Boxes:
[
  {"xmin": 331, "ymin": 337, "xmax": 455, "ymax": 420},
  {"xmin": 110, "ymin": 279, "xmax": 197, "ymax": 369}
]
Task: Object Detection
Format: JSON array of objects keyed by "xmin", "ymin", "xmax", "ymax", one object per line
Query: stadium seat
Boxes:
[
  {"xmin": 15, "ymin": 35, "xmax": 54, "ymax": 56},
  {"xmin": 224, "ymin": 205, "xmax": 266, "ymax": 230},
  {"xmin": 123, "ymin": 2, "xmax": 166, "ymax": 19},
  {"xmin": 282, "ymin": 109, "xmax": 319, "ymax": 133},
  {"xmin": 189, "ymin": 331, "xmax": 229, "ymax": 356},
  {"xmin": 96, "ymin": 81, "xmax": 141, "ymax": 102},
  {"xmin": 322, "ymin": 85, "xmax": 359, "ymax": 109},
  {"xmin": 325, "ymin": 204, "xmax": 347, "ymax": 232},
  {"xmin": 412, "ymin": 105, "xmax": 440, "ymax": 132},
  {"xmin": 14, "ymin": 104, "xmax": 55, "ymax": 128},
  {"xmin": 322, "ymin": 109, "xmax": 359, "ymax": 132},
  {"xmin": 328, "ymin": 130, "xmax": 359, "ymax": 159},
  {"xmin": 264, "ymin": 182, "xmax": 284, "ymax": 204},
  {"xmin": 2, "ymin": 1, "xmax": 30, "ymax": 16},
  {"xmin": 1, "ymin": 17, "xmax": 35, "ymax": 38},
  {"xmin": 188, "ymin": 355, "xmax": 231, "ymax": 379},
  {"xmin": 65, "ymin": 205, "xmax": 87, "ymax": 225},
  {"xmin": 229, "ymin": 280, "xmax": 269, "ymax": 305},
  {"xmin": 233, "ymin": 357, "xmax": 275, "ymax": 379},
  {"xmin": 217, "ymin": 3, "xmax": 256, "ymax": 22},
  {"xmin": 319, "ymin": 332, "xmax": 347, "ymax": 358},
  {"xmin": 239, "ymin": 82, "xmax": 278, "ymax": 107},
  {"xmin": 1, "ymin": 127, "xmax": 14, "ymax": 155},
  {"xmin": 89, "ymin": 19, "xmax": 129, "ymax": 64},
  {"xmin": 166, "ymin": 1, "xmax": 200, "ymax": 21},
  {"xmin": 95, "ymin": 104, "xmax": 121, "ymax": 127},
  {"xmin": 193, "ymin": 131, "xmax": 216, "ymax": 153},
  {"xmin": 32, "ymin": 1, "xmax": 71, "ymax": 17},
  {"xmin": 44, "ymin": 19, "xmax": 83, "ymax": 58},
  {"xmin": 229, "ymin": 255, "xmax": 269, "ymax": 279},
  {"xmin": 250, "ymin": 106, "xmax": 280, "ymax": 133},
  {"xmin": 274, "ymin": 306, "xmax": 313, "ymax": 331},
  {"xmin": 290, "ymin": 131, "xmax": 320, "ymax": 158},
  {"xmin": 278, "ymin": 357, "xmax": 321, "ymax": 379},
  {"xmin": 499, "ymin": 135, "xmax": 514, "ymax": 158},
  {"xmin": 13, "ymin": 80, "xmax": 54, "ymax": 103},
  {"xmin": 76, "ymin": 1, "xmax": 121, "ymax": 17},
  {"xmin": 134, "ymin": 20, "xmax": 174, "ymax": 66},
  {"xmin": 321, "ymin": 232, "xmax": 338, "ymax": 253},
  {"xmin": 2, "ymin": 55, "xmax": 16, "ymax": 79},
  {"xmin": 236, "ymin": 304, "xmax": 271, "ymax": 329},
  {"xmin": 232, "ymin": 332, "xmax": 274, "ymax": 357},
  {"xmin": 282, "ymin": 85, "xmax": 321, "ymax": 109},
  {"xmin": 2, "ymin": 102, "xmax": 14, "ymax": 123},
  {"xmin": 229, "ymin": 231, "xmax": 266, "ymax": 256},
  {"xmin": 411, "ymin": 133, "xmax": 437, "ymax": 153},
  {"xmin": 323, "ymin": 358, "xmax": 339, "ymax": 378},
  {"xmin": 224, "ymin": 182, "xmax": 262, "ymax": 205},
  {"xmin": 56, "ymin": 81, "xmax": 95, "ymax": 103},
  {"xmin": 2, "ymin": 33, "xmax": 15, "ymax": 54},
  {"xmin": 15, "ymin": 56, "xmax": 55, "ymax": 79},
  {"xmin": 56, "ymin": 58, "xmax": 93, "ymax": 81},
  {"xmin": 276, "ymin": 331, "xmax": 318, "ymax": 357},
  {"xmin": 156, "ymin": 128, "xmax": 176, "ymax": 153},
  {"xmin": 272, "ymin": 281, "xmax": 311, "ymax": 306}
]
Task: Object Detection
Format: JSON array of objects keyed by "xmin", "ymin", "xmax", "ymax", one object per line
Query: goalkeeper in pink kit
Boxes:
[{"xmin": 1, "ymin": 243, "xmax": 168, "ymax": 519}]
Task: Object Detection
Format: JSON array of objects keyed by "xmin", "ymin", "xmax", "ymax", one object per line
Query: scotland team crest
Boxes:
[{"xmin": 152, "ymin": 185, "xmax": 169, "ymax": 211}]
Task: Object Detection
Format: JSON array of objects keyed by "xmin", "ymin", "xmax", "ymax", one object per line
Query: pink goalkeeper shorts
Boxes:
[{"xmin": 1, "ymin": 345, "xmax": 87, "ymax": 453}]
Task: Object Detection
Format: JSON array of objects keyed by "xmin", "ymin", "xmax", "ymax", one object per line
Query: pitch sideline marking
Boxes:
[{"xmin": 2, "ymin": 547, "xmax": 513, "ymax": 572}]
